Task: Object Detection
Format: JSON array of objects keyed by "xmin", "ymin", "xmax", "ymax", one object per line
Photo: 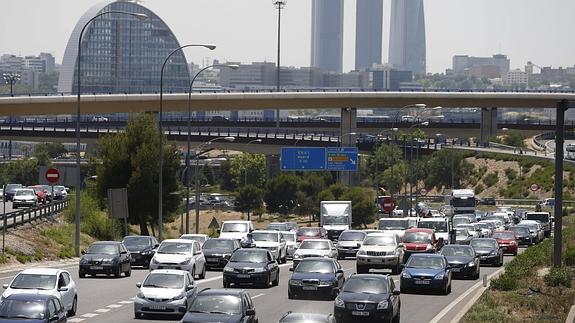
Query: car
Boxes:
[
  {"xmin": 122, "ymin": 235, "xmax": 159, "ymax": 268},
  {"xmin": 336, "ymin": 230, "xmax": 366, "ymax": 259},
  {"xmin": 470, "ymin": 238, "xmax": 503, "ymax": 267},
  {"xmin": 400, "ymin": 253, "xmax": 452, "ymax": 295},
  {"xmin": 250, "ymin": 230, "xmax": 287, "ymax": 263},
  {"xmin": 509, "ymin": 225, "xmax": 533, "ymax": 246},
  {"xmin": 334, "ymin": 274, "xmax": 400, "ymax": 323},
  {"xmin": 181, "ymin": 288, "xmax": 258, "ymax": 323},
  {"xmin": 378, "ymin": 217, "xmax": 415, "ymax": 241},
  {"xmin": 456, "ymin": 223, "xmax": 483, "ymax": 238},
  {"xmin": 482, "ymin": 218, "xmax": 505, "ymax": 231},
  {"xmin": 202, "ymin": 238, "xmax": 241, "ymax": 270},
  {"xmin": 79, "ymin": 241, "xmax": 132, "ymax": 278},
  {"xmin": 518, "ymin": 220, "xmax": 544, "ymax": 243},
  {"xmin": 488, "ymin": 213, "xmax": 512, "ymax": 229},
  {"xmin": 266, "ymin": 222, "xmax": 291, "ymax": 232},
  {"xmin": 279, "ymin": 312, "xmax": 336, "ymax": 323},
  {"xmin": 492, "ymin": 231, "xmax": 518, "ymax": 256},
  {"xmin": 295, "ymin": 227, "xmax": 327, "ymax": 246},
  {"xmin": 0, "ymin": 293, "xmax": 67, "ymax": 323},
  {"xmin": 91, "ymin": 115, "xmax": 109, "ymax": 122},
  {"xmin": 540, "ymin": 198, "xmax": 555, "ymax": 208},
  {"xmin": 292, "ymin": 239, "xmax": 337, "ymax": 269},
  {"xmin": 280, "ymin": 231, "xmax": 298, "ymax": 259},
  {"xmin": 219, "ymin": 221, "xmax": 255, "ymax": 241},
  {"xmin": 356, "ymin": 233, "xmax": 404, "ymax": 275},
  {"xmin": 149, "ymin": 239, "xmax": 206, "ymax": 279},
  {"xmin": 1, "ymin": 268, "xmax": 78, "ymax": 316},
  {"xmin": 134, "ymin": 269, "xmax": 198, "ymax": 319},
  {"xmin": 452, "ymin": 215, "xmax": 471, "ymax": 227},
  {"xmin": 454, "ymin": 228, "xmax": 473, "ymax": 245},
  {"xmin": 439, "ymin": 245, "xmax": 480, "ymax": 279},
  {"xmin": 38, "ymin": 185, "xmax": 53, "ymax": 202},
  {"xmin": 28, "ymin": 185, "xmax": 47, "ymax": 204},
  {"xmin": 223, "ymin": 248, "xmax": 279, "ymax": 288},
  {"xmin": 52, "ymin": 186, "xmax": 68, "ymax": 200},
  {"xmin": 179, "ymin": 234, "xmax": 209, "ymax": 247},
  {"xmin": 525, "ymin": 212, "xmax": 552, "ymax": 238},
  {"xmin": 12, "ymin": 188, "xmax": 38, "ymax": 208},
  {"xmin": 402, "ymin": 228, "xmax": 437, "ymax": 263},
  {"xmin": 480, "ymin": 197, "xmax": 496, "ymax": 205},
  {"xmin": 288, "ymin": 257, "xmax": 344, "ymax": 300},
  {"xmin": 3, "ymin": 183, "xmax": 22, "ymax": 201},
  {"xmin": 417, "ymin": 218, "xmax": 451, "ymax": 243},
  {"xmin": 475, "ymin": 222, "xmax": 492, "ymax": 238}
]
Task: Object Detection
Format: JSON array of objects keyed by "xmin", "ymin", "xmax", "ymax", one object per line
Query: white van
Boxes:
[{"xmin": 219, "ymin": 220, "xmax": 254, "ymax": 241}]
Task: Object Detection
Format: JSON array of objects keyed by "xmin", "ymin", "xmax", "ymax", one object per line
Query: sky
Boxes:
[{"xmin": 1, "ymin": 0, "xmax": 574, "ymax": 74}]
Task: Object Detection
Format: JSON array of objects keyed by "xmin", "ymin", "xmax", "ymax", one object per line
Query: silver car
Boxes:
[
  {"xmin": 149, "ymin": 239, "xmax": 206, "ymax": 279},
  {"xmin": 12, "ymin": 188, "xmax": 38, "ymax": 208}
]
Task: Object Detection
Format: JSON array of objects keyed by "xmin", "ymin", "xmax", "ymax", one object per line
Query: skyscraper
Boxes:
[
  {"xmin": 389, "ymin": 0, "xmax": 426, "ymax": 75},
  {"xmin": 311, "ymin": 0, "xmax": 344, "ymax": 73},
  {"xmin": 355, "ymin": 0, "xmax": 383, "ymax": 71}
]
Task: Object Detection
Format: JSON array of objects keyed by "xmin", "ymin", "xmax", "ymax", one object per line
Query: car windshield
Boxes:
[
  {"xmin": 10, "ymin": 274, "xmax": 56, "ymax": 290},
  {"xmin": 297, "ymin": 228, "xmax": 320, "ymax": 237},
  {"xmin": 520, "ymin": 224, "xmax": 537, "ymax": 232},
  {"xmin": 295, "ymin": 260, "xmax": 334, "ymax": 273},
  {"xmin": 0, "ymin": 299, "xmax": 45, "ymax": 319},
  {"xmin": 203, "ymin": 239, "xmax": 234, "ymax": 250},
  {"xmin": 452, "ymin": 217, "xmax": 470, "ymax": 226},
  {"xmin": 407, "ymin": 256, "xmax": 445, "ymax": 269},
  {"xmin": 363, "ymin": 236, "xmax": 396, "ymax": 246},
  {"xmin": 403, "ymin": 232, "xmax": 432, "ymax": 243},
  {"xmin": 251, "ymin": 232, "xmax": 278, "ymax": 242},
  {"xmin": 339, "ymin": 231, "xmax": 366, "ymax": 241},
  {"xmin": 471, "ymin": 239, "xmax": 497, "ymax": 249},
  {"xmin": 181, "ymin": 235, "xmax": 206, "ymax": 243},
  {"xmin": 492, "ymin": 232, "xmax": 515, "ymax": 240},
  {"xmin": 323, "ymin": 216, "xmax": 348, "ymax": 225},
  {"xmin": 189, "ymin": 295, "xmax": 242, "ymax": 315},
  {"xmin": 455, "ymin": 229, "xmax": 469, "ymax": 238},
  {"xmin": 122, "ymin": 237, "xmax": 151, "ymax": 248},
  {"xmin": 440, "ymin": 246, "xmax": 474, "ymax": 257},
  {"xmin": 526, "ymin": 213, "xmax": 549, "ymax": 223},
  {"xmin": 157, "ymin": 242, "xmax": 192, "ymax": 255},
  {"xmin": 452, "ymin": 198, "xmax": 475, "ymax": 207},
  {"xmin": 282, "ymin": 234, "xmax": 295, "ymax": 242},
  {"xmin": 378, "ymin": 219, "xmax": 408, "ymax": 230},
  {"xmin": 510, "ymin": 227, "xmax": 530, "ymax": 235},
  {"xmin": 5, "ymin": 184, "xmax": 22, "ymax": 192},
  {"xmin": 299, "ymin": 241, "xmax": 330, "ymax": 250},
  {"xmin": 86, "ymin": 243, "xmax": 119, "ymax": 255},
  {"xmin": 418, "ymin": 221, "xmax": 448, "ymax": 232},
  {"xmin": 343, "ymin": 277, "xmax": 389, "ymax": 294},
  {"xmin": 267, "ymin": 224, "xmax": 289, "ymax": 231},
  {"xmin": 15, "ymin": 190, "xmax": 34, "ymax": 196},
  {"xmin": 221, "ymin": 223, "xmax": 248, "ymax": 233},
  {"xmin": 476, "ymin": 223, "xmax": 489, "ymax": 229},
  {"xmin": 229, "ymin": 250, "xmax": 267, "ymax": 263},
  {"xmin": 143, "ymin": 273, "xmax": 184, "ymax": 289}
]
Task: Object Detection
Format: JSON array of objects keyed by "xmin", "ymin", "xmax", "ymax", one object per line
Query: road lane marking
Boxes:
[
  {"xmin": 68, "ymin": 318, "xmax": 85, "ymax": 322},
  {"xmin": 252, "ymin": 293, "xmax": 265, "ymax": 299},
  {"xmin": 118, "ymin": 300, "xmax": 133, "ymax": 304},
  {"xmin": 81, "ymin": 313, "xmax": 98, "ymax": 318},
  {"xmin": 106, "ymin": 304, "xmax": 123, "ymax": 308},
  {"xmin": 94, "ymin": 309, "xmax": 110, "ymax": 313}
]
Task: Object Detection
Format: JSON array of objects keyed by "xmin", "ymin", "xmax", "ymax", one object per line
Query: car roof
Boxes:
[
  {"xmin": 160, "ymin": 239, "xmax": 195, "ymax": 244},
  {"xmin": 92, "ymin": 241, "xmax": 121, "ymax": 245},
  {"xmin": 405, "ymin": 228, "xmax": 434, "ymax": 233},
  {"xmin": 419, "ymin": 218, "xmax": 447, "ymax": 222},
  {"xmin": 198, "ymin": 288, "xmax": 244, "ymax": 297},
  {"xmin": 341, "ymin": 230, "xmax": 365, "ymax": 233},
  {"xmin": 252, "ymin": 230, "xmax": 280, "ymax": 234},
  {"xmin": 19, "ymin": 268, "xmax": 61, "ymax": 275},
  {"xmin": 299, "ymin": 239, "xmax": 330, "ymax": 242},
  {"xmin": 298, "ymin": 257, "xmax": 336, "ymax": 263},
  {"xmin": 5, "ymin": 293, "xmax": 55, "ymax": 301},
  {"xmin": 279, "ymin": 231, "xmax": 296, "ymax": 235},
  {"xmin": 348, "ymin": 273, "xmax": 390, "ymax": 280},
  {"xmin": 147, "ymin": 269, "xmax": 188, "ymax": 276},
  {"xmin": 471, "ymin": 238, "xmax": 497, "ymax": 242}
]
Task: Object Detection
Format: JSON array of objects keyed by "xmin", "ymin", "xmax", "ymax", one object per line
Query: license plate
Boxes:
[
  {"xmin": 90, "ymin": 266, "xmax": 103, "ymax": 270},
  {"xmin": 163, "ymin": 266, "xmax": 178, "ymax": 269},
  {"xmin": 207, "ymin": 258, "xmax": 219, "ymax": 263},
  {"xmin": 352, "ymin": 311, "xmax": 370, "ymax": 316},
  {"xmin": 302, "ymin": 286, "xmax": 317, "ymax": 291},
  {"xmin": 452, "ymin": 268, "xmax": 461, "ymax": 272},
  {"xmin": 415, "ymin": 280, "xmax": 430, "ymax": 285},
  {"xmin": 237, "ymin": 274, "xmax": 250, "ymax": 278},
  {"xmin": 149, "ymin": 305, "xmax": 166, "ymax": 310}
]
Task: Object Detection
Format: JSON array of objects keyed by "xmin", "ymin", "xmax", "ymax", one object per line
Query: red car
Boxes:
[
  {"xmin": 492, "ymin": 230, "xmax": 518, "ymax": 256},
  {"xmin": 402, "ymin": 228, "xmax": 437, "ymax": 262},
  {"xmin": 295, "ymin": 227, "xmax": 327, "ymax": 244},
  {"xmin": 28, "ymin": 185, "xmax": 47, "ymax": 204}
]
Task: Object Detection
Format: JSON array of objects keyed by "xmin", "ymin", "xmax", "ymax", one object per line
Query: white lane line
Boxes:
[
  {"xmin": 118, "ymin": 300, "xmax": 133, "ymax": 304},
  {"xmin": 94, "ymin": 309, "xmax": 110, "ymax": 313},
  {"xmin": 68, "ymin": 318, "xmax": 85, "ymax": 322},
  {"xmin": 106, "ymin": 304, "xmax": 123, "ymax": 308},
  {"xmin": 251, "ymin": 293, "xmax": 265, "ymax": 299},
  {"xmin": 81, "ymin": 313, "xmax": 98, "ymax": 318}
]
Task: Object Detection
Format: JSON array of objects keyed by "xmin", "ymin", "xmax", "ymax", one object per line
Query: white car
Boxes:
[
  {"xmin": 251, "ymin": 230, "xmax": 287, "ymax": 263},
  {"xmin": 417, "ymin": 218, "xmax": 451, "ymax": 243},
  {"xmin": 219, "ymin": 220, "xmax": 255, "ymax": 241},
  {"xmin": 134, "ymin": 269, "xmax": 197, "ymax": 319},
  {"xmin": 378, "ymin": 217, "xmax": 418, "ymax": 241},
  {"xmin": 2, "ymin": 268, "xmax": 78, "ymax": 316},
  {"xmin": 179, "ymin": 234, "xmax": 209, "ymax": 247},
  {"xmin": 149, "ymin": 239, "xmax": 206, "ymax": 280},
  {"xmin": 336, "ymin": 230, "xmax": 367, "ymax": 259},
  {"xmin": 292, "ymin": 239, "xmax": 337, "ymax": 268},
  {"xmin": 456, "ymin": 224, "xmax": 482, "ymax": 238},
  {"xmin": 356, "ymin": 233, "xmax": 404, "ymax": 274},
  {"xmin": 429, "ymin": 209, "xmax": 443, "ymax": 218},
  {"xmin": 475, "ymin": 222, "xmax": 492, "ymax": 238},
  {"xmin": 12, "ymin": 188, "xmax": 38, "ymax": 208},
  {"xmin": 280, "ymin": 231, "xmax": 297, "ymax": 259}
]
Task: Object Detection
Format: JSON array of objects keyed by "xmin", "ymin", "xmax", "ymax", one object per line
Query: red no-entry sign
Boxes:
[{"xmin": 45, "ymin": 168, "xmax": 60, "ymax": 184}]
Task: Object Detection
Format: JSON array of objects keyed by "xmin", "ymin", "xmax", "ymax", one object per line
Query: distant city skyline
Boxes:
[{"xmin": 1, "ymin": 0, "xmax": 575, "ymax": 74}]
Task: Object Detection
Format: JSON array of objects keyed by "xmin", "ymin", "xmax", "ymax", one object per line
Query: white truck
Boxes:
[
  {"xmin": 450, "ymin": 189, "xmax": 476, "ymax": 215},
  {"xmin": 320, "ymin": 201, "xmax": 352, "ymax": 241}
]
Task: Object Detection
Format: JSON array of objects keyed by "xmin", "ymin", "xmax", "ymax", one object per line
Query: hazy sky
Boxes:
[{"xmin": 1, "ymin": 0, "xmax": 574, "ymax": 73}]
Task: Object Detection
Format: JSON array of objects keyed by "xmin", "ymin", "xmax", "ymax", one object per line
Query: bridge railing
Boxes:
[{"xmin": 0, "ymin": 198, "xmax": 70, "ymax": 230}]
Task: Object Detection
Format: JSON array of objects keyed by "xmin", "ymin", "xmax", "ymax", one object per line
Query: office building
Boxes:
[
  {"xmin": 389, "ymin": 0, "xmax": 426, "ymax": 75},
  {"xmin": 452, "ymin": 54, "xmax": 510, "ymax": 77},
  {"xmin": 355, "ymin": 0, "xmax": 383, "ymax": 71},
  {"xmin": 503, "ymin": 69, "xmax": 528, "ymax": 85},
  {"xmin": 58, "ymin": 0, "xmax": 189, "ymax": 94},
  {"xmin": 372, "ymin": 65, "xmax": 413, "ymax": 91},
  {"xmin": 311, "ymin": 0, "xmax": 344, "ymax": 73}
]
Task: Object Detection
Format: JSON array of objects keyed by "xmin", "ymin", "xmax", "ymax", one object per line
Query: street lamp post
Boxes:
[
  {"xmin": 374, "ymin": 128, "xmax": 399, "ymax": 194},
  {"xmin": 75, "ymin": 10, "xmax": 148, "ymax": 257},
  {"xmin": 273, "ymin": 0, "xmax": 286, "ymax": 128},
  {"xmin": 3, "ymin": 73, "xmax": 20, "ymax": 160},
  {"xmin": 194, "ymin": 136, "xmax": 235, "ymax": 234},
  {"xmin": 244, "ymin": 139, "xmax": 262, "ymax": 187},
  {"xmin": 402, "ymin": 121, "xmax": 429, "ymax": 215},
  {"xmin": 185, "ymin": 64, "xmax": 238, "ymax": 234},
  {"xmin": 158, "ymin": 44, "xmax": 215, "ymax": 242}
]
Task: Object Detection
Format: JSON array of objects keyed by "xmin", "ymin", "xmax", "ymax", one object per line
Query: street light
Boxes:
[
  {"xmin": 272, "ymin": 0, "xmax": 287, "ymax": 128},
  {"xmin": 194, "ymin": 136, "xmax": 235, "ymax": 234},
  {"xmin": 158, "ymin": 43, "xmax": 216, "ymax": 242},
  {"xmin": 185, "ymin": 64, "xmax": 238, "ymax": 234},
  {"xmin": 75, "ymin": 10, "xmax": 148, "ymax": 257},
  {"xmin": 3, "ymin": 73, "xmax": 20, "ymax": 160},
  {"xmin": 243, "ymin": 139, "xmax": 263, "ymax": 187},
  {"xmin": 405, "ymin": 121, "xmax": 430, "ymax": 213}
]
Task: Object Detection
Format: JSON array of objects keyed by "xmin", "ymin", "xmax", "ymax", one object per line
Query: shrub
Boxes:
[
  {"xmin": 544, "ymin": 266, "xmax": 572, "ymax": 287},
  {"xmin": 475, "ymin": 183, "xmax": 485, "ymax": 194},
  {"xmin": 491, "ymin": 274, "xmax": 518, "ymax": 291},
  {"xmin": 504, "ymin": 168, "xmax": 517, "ymax": 181},
  {"xmin": 483, "ymin": 172, "xmax": 499, "ymax": 187},
  {"xmin": 564, "ymin": 247, "xmax": 575, "ymax": 266}
]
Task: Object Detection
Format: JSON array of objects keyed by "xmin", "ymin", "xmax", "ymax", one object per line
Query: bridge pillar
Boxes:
[
  {"xmin": 479, "ymin": 108, "xmax": 497, "ymax": 147},
  {"xmin": 339, "ymin": 108, "xmax": 358, "ymax": 186},
  {"xmin": 266, "ymin": 154, "xmax": 280, "ymax": 179}
]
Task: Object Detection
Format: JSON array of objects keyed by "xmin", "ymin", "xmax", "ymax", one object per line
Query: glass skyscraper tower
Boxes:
[
  {"xmin": 389, "ymin": 0, "xmax": 426, "ymax": 75},
  {"xmin": 355, "ymin": 0, "xmax": 383, "ymax": 71},
  {"xmin": 310, "ymin": 0, "xmax": 344, "ymax": 73}
]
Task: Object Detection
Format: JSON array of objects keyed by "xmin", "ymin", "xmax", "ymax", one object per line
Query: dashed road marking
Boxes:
[
  {"xmin": 106, "ymin": 304, "xmax": 123, "ymax": 309},
  {"xmin": 252, "ymin": 293, "xmax": 265, "ymax": 299},
  {"xmin": 81, "ymin": 313, "xmax": 98, "ymax": 318},
  {"xmin": 118, "ymin": 300, "xmax": 133, "ymax": 304},
  {"xmin": 94, "ymin": 308, "xmax": 110, "ymax": 313},
  {"xmin": 68, "ymin": 318, "xmax": 85, "ymax": 322}
]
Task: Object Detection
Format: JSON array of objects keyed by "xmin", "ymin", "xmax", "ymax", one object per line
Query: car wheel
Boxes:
[
  {"xmin": 443, "ymin": 283, "xmax": 450, "ymax": 295},
  {"xmin": 262, "ymin": 274, "xmax": 270, "ymax": 288},
  {"xmin": 288, "ymin": 290, "xmax": 295, "ymax": 299},
  {"xmin": 199, "ymin": 264, "xmax": 206, "ymax": 279},
  {"xmin": 125, "ymin": 265, "xmax": 132, "ymax": 277},
  {"xmin": 474, "ymin": 268, "xmax": 480, "ymax": 280},
  {"xmin": 272, "ymin": 272, "xmax": 279, "ymax": 286},
  {"xmin": 192, "ymin": 266, "xmax": 196, "ymax": 279},
  {"xmin": 68, "ymin": 295, "xmax": 77, "ymax": 316},
  {"xmin": 392, "ymin": 306, "xmax": 401, "ymax": 323},
  {"xmin": 114, "ymin": 266, "xmax": 122, "ymax": 278},
  {"xmin": 79, "ymin": 272, "xmax": 85, "ymax": 279},
  {"xmin": 513, "ymin": 250, "xmax": 518, "ymax": 256}
]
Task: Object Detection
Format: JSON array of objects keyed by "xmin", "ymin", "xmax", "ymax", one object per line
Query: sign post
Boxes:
[
  {"xmin": 530, "ymin": 183, "xmax": 540, "ymax": 192},
  {"xmin": 45, "ymin": 168, "xmax": 60, "ymax": 217},
  {"xmin": 108, "ymin": 188, "xmax": 129, "ymax": 239}
]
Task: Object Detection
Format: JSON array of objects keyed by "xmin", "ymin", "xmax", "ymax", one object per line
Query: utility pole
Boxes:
[{"xmin": 273, "ymin": 0, "xmax": 286, "ymax": 128}]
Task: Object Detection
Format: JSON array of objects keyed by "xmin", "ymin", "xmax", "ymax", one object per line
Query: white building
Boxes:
[{"xmin": 503, "ymin": 69, "xmax": 528, "ymax": 85}]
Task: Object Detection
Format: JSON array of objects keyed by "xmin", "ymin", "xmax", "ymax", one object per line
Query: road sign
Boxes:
[
  {"xmin": 107, "ymin": 188, "xmax": 128, "ymax": 219},
  {"xmin": 208, "ymin": 217, "xmax": 220, "ymax": 230},
  {"xmin": 281, "ymin": 147, "xmax": 326, "ymax": 171},
  {"xmin": 45, "ymin": 168, "xmax": 60, "ymax": 183},
  {"xmin": 420, "ymin": 188, "xmax": 428, "ymax": 196},
  {"xmin": 326, "ymin": 147, "xmax": 358, "ymax": 171},
  {"xmin": 530, "ymin": 183, "xmax": 540, "ymax": 192}
]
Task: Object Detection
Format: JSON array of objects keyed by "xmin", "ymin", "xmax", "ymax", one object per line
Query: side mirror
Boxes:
[
  {"xmin": 121, "ymin": 251, "xmax": 128, "ymax": 254},
  {"xmin": 392, "ymin": 289, "xmax": 401, "ymax": 296},
  {"xmin": 194, "ymin": 251, "xmax": 202, "ymax": 255},
  {"xmin": 2, "ymin": 284, "xmax": 8, "ymax": 289},
  {"xmin": 81, "ymin": 250, "xmax": 86, "ymax": 255},
  {"xmin": 336, "ymin": 269, "xmax": 344, "ymax": 274},
  {"xmin": 154, "ymin": 243, "xmax": 159, "ymax": 248},
  {"xmin": 186, "ymin": 284, "xmax": 194, "ymax": 291},
  {"xmin": 246, "ymin": 308, "xmax": 256, "ymax": 316},
  {"xmin": 289, "ymin": 267, "xmax": 294, "ymax": 272},
  {"xmin": 136, "ymin": 282, "xmax": 142, "ymax": 288},
  {"xmin": 58, "ymin": 287, "xmax": 68, "ymax": 292}
]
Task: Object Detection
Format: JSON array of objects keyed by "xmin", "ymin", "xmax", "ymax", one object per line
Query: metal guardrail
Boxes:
[{"xmin": 1, "ymin": 198, "xmax": 70, "ymax": 230}]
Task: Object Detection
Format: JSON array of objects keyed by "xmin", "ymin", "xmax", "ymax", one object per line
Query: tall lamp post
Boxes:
[
  {"xmin": 194, "ymin": 136, "xmax": 235, "ymax": 233},
  {"xmin": 185, "ymin": 64, "xmax": 239, "ymax": 234},
  {"xmin": 158, "ymin": 44, "xmax": 215, "ymax": 241},
  {"xmin": 244, "ymin": 139, "xmax": 263, "ymax": 186},
  {"xmin": 75, "ymin": 10, "xmax": 148, "ymax": 257},
  {"xmin": 273, "ymin": 0, "xmax": 286, "ymax": 128},
  {"xmin": 374, "ymin": 128, "xmax": 399, "ymax": 194},
  {"xmin": 3, "ymin": 73, "xmax": 20, "ymax": 160}
]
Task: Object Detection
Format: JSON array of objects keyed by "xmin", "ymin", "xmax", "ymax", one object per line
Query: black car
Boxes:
[
  {"xmin": 480, "ymin": 197, "xmax": 496, "ymax": 205},
  {"xmin": 0, "ymin": 293, "xmax": 66, "ymax": 323},
  {"xmin": 288, "ymin": 257, "xmax": 344, "ymax": 300},
  {"xmin": 469, "ymin": 238, "xmax": 503, "ymax": 267},
  {"xmin": 223, "ymin": 248, "xmax": 279, "ymax": 288},
  {"xmin": 3, "ymin": 184, "xmax": 22, "ymax": 202},
  {"xmin": 334, "ymin": 274, "xmax": 400, "ymax": 323},
  {"xmin": 181, "ymin": 288, "xmax": 258, "ymax": 323},
  {"xmin": 509, "ymin": 225, "xmax": 533, "ymax": 245},
  {"xmin": 79, "ymin": 241, "xmax": 132, "ymax": 278},
  {"xmin": 279, "ymin": 312, "xmax": 336, "ymax": 323},
  {"xmin": 202, "ymin": 238, "xmax": 241, "ymax": 270},
  {"xmin": 439, "ymin": 245, "xmax": 480, "ymax": 279},
  {"xmin": 121, "ymin": 235, "xmax": 158, "ymax": 268}
]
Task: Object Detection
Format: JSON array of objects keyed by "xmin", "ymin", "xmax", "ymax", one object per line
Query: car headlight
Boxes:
[
  {"xmin": 290, "ymin": 280, "xmax": 302, "ymax": 286},
  {"xmin": 320, "ymin": 280, "xmax": 335, "ymax": 286},
  {"xmin": 172, "ymin": 293, "xmax": 185, "ymax": 301},
  {"xmin": 253, "ymin": 268, "xmax": 266, "ymax": 273},
  {"xmin": 136, "ymin": 291, "xmax": 146, "ymax": 299},
  {"xmin": 377, "ymin": 300, "xmax": 389, "ymax": 310},
  {"xmin": 294, "ymin": 254, "xmax": 301, "ymax": 259},
  {"xmin": 102, "ymin": 259, "xmax": 113, "ymax": 264},
  {"xmin": 334, "ymin": 297, "xmax": 345, "ymax": 308},
  {"xmin": 80, "ymin": 258, "xmax": 88, "ymax": 264},
  {"xmin": 435, "ymin": 273, "xmax": 445, "ymax": 280},
  {"xmin": 223, "ymin": 267, "xmax": 234, "ymax": 273},
  {"xmin": 180, "ymin": 258, "xmax": 192, "ymax": 265},
  {"xmin": 356, "ymin": 250, "xmax": 366, "ymax": 256},
  {"xmin": 490, "ymin": 250, "xmax": 498, "ymax": 256},
  {"xmin": 151, "ymin": 258, "xmax": 159, "ymax": 265},
  {"xmin": 401, "ymin": 271, "xmax": 411, "ymax": 278},
  {"xmin": 468, "ymin": 261, "xmax": 476, "ymax": 267}
]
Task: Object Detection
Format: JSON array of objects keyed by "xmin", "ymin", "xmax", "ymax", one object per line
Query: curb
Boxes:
[{"xmin": 566, "ymin": 304, "xmax": 575, "ymax": 323}]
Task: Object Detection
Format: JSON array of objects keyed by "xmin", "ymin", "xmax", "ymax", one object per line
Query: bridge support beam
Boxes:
[
  {"xmin": 479, "ymin": 107, "xmax": 497, "ymax": 147},
  {"xmin": 339, "ymin": 107, "xmax": 358, "ymax": 186}
]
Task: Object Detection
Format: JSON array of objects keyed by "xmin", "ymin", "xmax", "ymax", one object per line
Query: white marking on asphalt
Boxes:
[
  {"xmin": 118, "ymin": 300, "xmax": 133, "ymax": 304},
  {"xmin": 106, "ymin": 304, "xmax": 123, "ymax": 308},
  {"xmin": 67, "ymin": 318, "xmax": 85, "ymax": 322},
  {"xmin": 94, "ymin": 309, "xmax": 110, "ymax": 313},
  {"xmin": 251, "ymin": 293, "xmax": 265, "ymax": 299},
  {"xmin": 81, "ymin": 313, "xmax": 98, "ymax": 318}
]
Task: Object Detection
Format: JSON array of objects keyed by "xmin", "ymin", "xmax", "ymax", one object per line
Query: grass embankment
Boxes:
[{"xmin": 463, "ymin": 214, "xmax": 575, "ymax": 323}]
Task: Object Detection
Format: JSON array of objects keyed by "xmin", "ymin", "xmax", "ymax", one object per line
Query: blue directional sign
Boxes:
[
  {"xmin": 281, "ymin": 147, "xmax": 326, "ymax": 171},
  {"xmin": 326, "ymin": 147, "xmax": 359, "ymax": 171}
]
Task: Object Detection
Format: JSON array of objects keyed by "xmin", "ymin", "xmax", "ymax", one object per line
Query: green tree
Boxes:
[
  {"xmin": 36, "ymin": 143, "xmax": 67, "ymax": 158},
  {"xmin": 296, "ymin": 173, "xmax": 329, "ymax": 216},
  {"xmin": 32, "ymin": 144, "xmax": 51, "ymax": 166},
  {"xmin": 366, "ymin": 144, "xmax": 402, "ymax": 189},
  {"xmin": 218, "ymin": 160, "xmax": 235, "ymax": 191},
  {"xmin": 341, "ymin": 187, "xmax": 377, "ymax": 228},
  {"xmin": 502, "ymin": 130, "xmax": 526, "ymax": 148},
  {"xmin": 230, "ymin": 153, "xmax": 267, "ymax": 188},
  {"xmin": 425, "ymin": 149, "xmax": 473, "ymax": 189},
  {"xmin": 0, "ymin": 159, "xmax": 41, "ymax": 186},
  {"xmin": 235, "ymin": 185, "xmax": 264, "ymax": 221},
  {"xmin": 264, "ymin": 174, "xmax": 300, "ymax": 214}
]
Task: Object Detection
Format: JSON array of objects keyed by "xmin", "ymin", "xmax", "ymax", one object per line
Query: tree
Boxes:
[
  {"xmin": 230, "ymin": 153, "xmax": 267, "ymax": 188},
  {"xmin": 0, "ymin": 159, "xmax": 41, "ymax": 186},
  {"xmin": 36, "ymin": 143, "xmax": 67, "ymax": 158},
  {"xmin": 365, "ymin": 144, "xmax": 402, "ymax": 189},
  {"xmin": 341, "ymin": 187, "xmax": 377, "ymax": 228},
  {"xmin": 425, "ymin": 150, "xmax": 474, "ymax": 189},
  {"xmin": 502, "ymin": 130, "xmax": 526, "ymax": 148},
  {"xmin": 235, "ymin": 185, "xmax": 264, "ymax": 221},
  {"xmin": 264, "ymin": 174, "xmax": 300, "ymax": 215}
]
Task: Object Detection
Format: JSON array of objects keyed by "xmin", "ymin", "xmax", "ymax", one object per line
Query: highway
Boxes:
[{"xmin": 0, "ymin": 250, "xmax": 521, "ymax": 323}]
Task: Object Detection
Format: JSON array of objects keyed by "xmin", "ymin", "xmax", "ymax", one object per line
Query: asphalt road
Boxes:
[{"xmin": 0, "ymin": 248, "xmax": 523, "ymax": 323}]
